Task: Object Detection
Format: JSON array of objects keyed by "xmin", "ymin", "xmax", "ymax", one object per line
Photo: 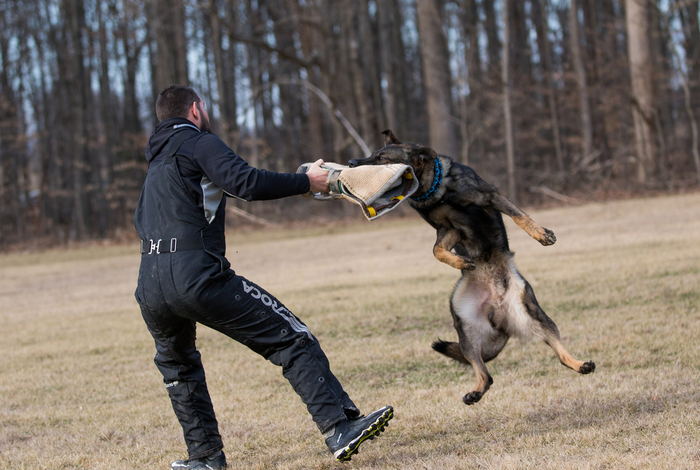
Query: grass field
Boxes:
[{"xmin": 1, "ymin": 193, "xmax": 699, "ymax": 469}]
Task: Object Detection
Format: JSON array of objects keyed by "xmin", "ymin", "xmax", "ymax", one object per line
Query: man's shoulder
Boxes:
[
  {"xmin": 195, "ymin": 132, "xmax": 226, "ymax": 145},
  {"xmin": 190, "ymin": 132, "xmax": 230, "ymax": 155}
]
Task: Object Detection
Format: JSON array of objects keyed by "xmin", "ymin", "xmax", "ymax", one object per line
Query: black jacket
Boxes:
[
  {"xmin": 145, "ymin": 117, "xmax": 309, "ymax": 220},
  {"xmin": 135, "ymin": 118, "xmax": 309, "ymax": 275}
]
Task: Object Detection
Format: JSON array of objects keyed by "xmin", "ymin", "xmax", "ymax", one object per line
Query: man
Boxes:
[{"xmin": 134, "ymin": 85, "xmax": 393, "ymax": 469}]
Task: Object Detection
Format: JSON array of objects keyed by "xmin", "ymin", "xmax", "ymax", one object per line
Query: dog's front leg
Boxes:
[
  {"xmin": 433, "ymin": 228, "xmax": 476, "ymax": 270},
  {"xmin": 488, "ymin": 193, "xmax": 556, "ymax": 246}
]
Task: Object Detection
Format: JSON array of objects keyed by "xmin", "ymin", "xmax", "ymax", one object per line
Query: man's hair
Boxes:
[{"xmin": 155, "ymin": 85, "xmax": 201, "ymax": 121}]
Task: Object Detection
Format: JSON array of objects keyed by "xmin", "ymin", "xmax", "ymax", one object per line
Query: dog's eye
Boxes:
[{"xmin": 376, "ymin": 155, "xmax": 384, "ymax": 161}]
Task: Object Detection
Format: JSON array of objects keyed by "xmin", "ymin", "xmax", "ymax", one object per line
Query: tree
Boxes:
[
  {"xmin": 502, "ymin": 0, "xmax": 516, "ymax": 201},
  {"xmin": 417, "ymin": 0, "xmax": 457, "ymax": 157},
  {"xmin": 152, "ymin": 0, "xmax": 189, "ymax": 90},
  {"xmin": 533, "ymin": 0, "xmax": 564, "ymax": 172},
  {"xmin": 625, "ymin": 0, "xmax": 657, "ymax": 183},
  {"xmin": 1, "ymin": 0, "xmax": 699, "ymax": 246},
  {"xmin": 570, "ymin": 0, "xmax": 594, "ymax": 164}
]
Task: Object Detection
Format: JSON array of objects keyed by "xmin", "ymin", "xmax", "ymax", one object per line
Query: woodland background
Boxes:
[{"xmin": 1, "ymin": 0, "xmax": 699, "ymax": 247}]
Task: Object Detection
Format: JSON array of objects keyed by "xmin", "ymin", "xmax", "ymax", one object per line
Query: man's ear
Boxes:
[
  {"xmin": 410, "ymin": 146, "xmax": 437, "ymax": 168},
  {"xmin": 381, "ymin": 129, "xmax": 401, "ymax": 146},
  {"xmin": 190, "ymin": 101, "xmax": 200, "ymax": 120}
]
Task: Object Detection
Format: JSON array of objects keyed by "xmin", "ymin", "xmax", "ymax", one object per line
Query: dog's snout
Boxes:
[{"xmin": 348, "ymin": 159, "xmax": 359, "ymax": 168}]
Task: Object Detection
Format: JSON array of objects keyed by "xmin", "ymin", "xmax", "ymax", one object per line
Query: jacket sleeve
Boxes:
[{"xmin": 192, "ymin": 133, "xmax": 310, "ymax": 201}]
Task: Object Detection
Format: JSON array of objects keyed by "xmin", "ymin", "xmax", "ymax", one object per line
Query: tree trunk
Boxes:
[
  {"xmin": 416, "ymin": 0, "xmax": 457, "ymax": 156},
  {"xmin": 94, "ymin": 0, "xmax": 113, "ymax": 236},
  {"xmin": 625, "ymin": 0, "xmax": 657, "ymax": 183},
  {"xmin": 679, "ymin": 57, "xmax": 700, "ymax": 184},
  {"xmin": 358, "ymin": 0, "xmax": 384, "ymax": 148},
  {"xmin": 289, "ymin": 0, "xmax": 326, "ymax": 164},
  {"xmin": 377, "ymin": 0, "xmax": 399, "ymax": 134},
  {"xmin": 209, "ymin": 0, "xmax": 232, "ymax": 146},
  {"xmin": 225, "ymin": 0, "xmax": 240, "ymax": 143},
  {"xmin": 97, "ymin": 0, "xmax": 116, "ymax": 170},
  {"xmin": 0, "ymin": 10, "xmax": 23, "ymax": 241},
  {"xmin": 389, "ymin": 0, "xmax": 409, "ymax": 138},
  {"xmin": 145, "ymin": 2, "xmax": 159, "ymax": 124},
  {"xmin": 670, "ymin": 5, "xmax": 700, "ymax": 183},
  {"xmin": 461, "ymin": 0, "xmax": 483, "ymax": 165},
  {"xmin": 502, "ymin": 0, "xmax": 516, "ymax": 202},
  {"xmin": 510, "ymin": 0, "xmax": 531, "ymax": 79},
  {"xmin": 154, "ymin": 0, "xmax": 189, "ymax": 88},
  {"xmin": 29, "ymin": 19, "xmax": 54, "ymax": 238},
  {"xmin": 172, "ymin": 0, "xmax": 189, "ymax": 85},
  {"xmin": 483, "ymin": 0, "xmax": 500, "ymax": 83},
  {"xmin": 66, "ymin": 0, "xmax": 88, "ymax": 239},
  {"xmin": 570, "ymin": 0, "xmax": 594, "ymax": 164},
  {"xmin": 582, "ymin": 0, "xmax": 609, "ymax": 165},
  {"xmin": 534, "ymin": 0, "xmax": 564, "ymax": 172},
  {"xmin": 345, "ymin": 0, "xmax": 373, "ymax": 152},
  {"xmin": 677, "ymin": 0, "xmax": 700, "ymax": 114}
]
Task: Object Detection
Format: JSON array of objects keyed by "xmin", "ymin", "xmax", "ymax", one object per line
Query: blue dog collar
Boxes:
[{"xmin": 410, "ymin": 157, "xmax": 443, "ymax": 202}]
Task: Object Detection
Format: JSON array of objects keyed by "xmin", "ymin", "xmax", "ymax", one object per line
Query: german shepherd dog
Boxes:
[{"xmin": 349, "ymin": 130, "xmax": 595, "ymax": 405}]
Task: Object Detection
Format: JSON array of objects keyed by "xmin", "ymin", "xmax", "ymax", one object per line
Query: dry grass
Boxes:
[{"xmin": 1, "ymin": 193, "xmax": 699, "ymax": 469}]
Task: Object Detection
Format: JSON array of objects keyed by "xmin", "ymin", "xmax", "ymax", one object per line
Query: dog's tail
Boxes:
[{"xmin": 432, "ymin": 339, "xmax": 469, "ymax": 365}]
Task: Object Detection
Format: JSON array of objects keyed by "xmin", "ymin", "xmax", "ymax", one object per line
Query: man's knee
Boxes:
[
  {"xmin": 268, "ymin": 334, "xmax": 319, "ymax": 368},
  {"xmin": 154, "ymin": 346, "xmax": 205, "ymax": 384}
]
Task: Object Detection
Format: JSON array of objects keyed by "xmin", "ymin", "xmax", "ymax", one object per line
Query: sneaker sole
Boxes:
[{"xmin": 333, "ymin": 406, "xmax": 394, "ymax": 462}]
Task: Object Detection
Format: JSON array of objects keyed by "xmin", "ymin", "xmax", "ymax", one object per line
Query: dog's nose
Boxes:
[{"xmin": 348, "ymin": 159, "xmax": 359, "ymax": 168}]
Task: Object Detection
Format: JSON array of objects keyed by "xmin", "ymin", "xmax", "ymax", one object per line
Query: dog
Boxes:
[{"xmin": 348, "ymin": 130, "xmax": 595, "ymax": 405}]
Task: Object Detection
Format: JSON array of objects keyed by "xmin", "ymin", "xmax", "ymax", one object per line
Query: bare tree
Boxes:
[
  {"xmin": 208, "ymin": 0, "xmax": 234, "ymax": 146},
  {"xmin": 377, "ymin": 0, "xmax": 400, "ymax": 134},
  {"xmin": 570, "ymin": 0, "xmax": 594, "ymax": 164},
  {"xmin": 417, "ymin": 0, "xmax": 457, "ymax": 156},
  {"xmin": 358, "ymin": 0, "xmax": 385, "ymax": 148},
  {"xmin": 153, "ymin": 0, "xmax": 189, "ymax": 89},
  {"xmin": 502, "ymin": 0, "xmax": 516, "ymax": 201},
  {"xmin": 534, "ymin": 0, "xmax": 564, "ymax": 172},
  {"xmin": 626, "ymin": 0, "xmax": 657, "ymax": 183},
  {"xmin": 1, "ymin": 0, "xmax": 700, "ymax": 246},
  {"xmin": 0, "ymin": 4, "xmax": 23, "ymax": 241},
  {"xmin": 459, "ymin": 0, "xmax": 484, "ymax": 165},
  {"xmin": 667, "ymin": 3, "xmax": 700, "ymax": 183}
]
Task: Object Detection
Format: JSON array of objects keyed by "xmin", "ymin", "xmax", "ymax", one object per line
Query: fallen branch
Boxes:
[
  {"xmin": 529, "ymin": 186, "xmax": 586, "ymax": 205},
  {"xmin": 253, "ymin": 77, "xmax": 371, "ymax": 156},
  {"xmin": 226, "ymin": 206, "xmax": 278, "ymax": 226}
]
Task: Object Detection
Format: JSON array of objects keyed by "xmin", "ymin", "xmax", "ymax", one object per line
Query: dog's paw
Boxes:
[
  {"xmin": 457, "ymin": 256, "xmax": 476, "ymax": 271},
  {"xmin": 462, "ymin": 391, "xmax": 483, "ymax": 405},
  {"xmin": 539, "ymin": 228, "xmax": 556, "ymax": 246},
  {"xmin": 578, "ymin": 361, "xmax": 595, "ymax": 374}
]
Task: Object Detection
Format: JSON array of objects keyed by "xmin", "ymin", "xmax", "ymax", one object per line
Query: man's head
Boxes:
[{"xmin": 155, "ymin": 85, "xmax": 212, "ymax": 133}]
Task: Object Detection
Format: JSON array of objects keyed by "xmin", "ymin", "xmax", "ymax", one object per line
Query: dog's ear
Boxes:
[
  {"xmin": 381, "ymin": 129, "xmax": 401, "ymax": 146},
  {"xmin": 410, "ymin": 146, "xmax": 437, "ymax": 168}
]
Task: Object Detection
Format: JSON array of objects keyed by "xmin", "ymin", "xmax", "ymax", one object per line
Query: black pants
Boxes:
[{"xmin": 136, "ymin": 257, "xmax": 358, "ymax": 460}]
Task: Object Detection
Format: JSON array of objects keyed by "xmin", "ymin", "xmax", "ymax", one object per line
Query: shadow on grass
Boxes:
[{"xmin": 522, "ymin": 385, "xmax": 700, "ymax": 431}]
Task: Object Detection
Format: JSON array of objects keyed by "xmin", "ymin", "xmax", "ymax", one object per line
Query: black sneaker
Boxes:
[
  {"xmin": 325, "ymin": 405, "xmax": 393, "ymax": 462},
  {"xmin": 171, "ymin": 450, "xmax": 227, "ymax": 470}
]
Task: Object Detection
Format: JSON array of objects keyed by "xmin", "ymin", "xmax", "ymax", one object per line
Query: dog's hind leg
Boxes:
[
  {"xmin": 518, "ymin": 278, "xmax": 596, "ymax": 374},
  {"xmin": 456, "ymin": 329, "xmax": 494, "ymax": 405},
  {"xmin": 432, "ymin": 337, "xmax": 493, "ymax": 405},
  {"xmin": 437, "ymin": 276, "xmax": 510, "ymax": 404}
]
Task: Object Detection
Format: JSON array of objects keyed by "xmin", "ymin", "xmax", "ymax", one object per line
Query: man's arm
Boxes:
[{"xmin": 194, "ymin": 133, "xmax": 328, "ymax": 201}]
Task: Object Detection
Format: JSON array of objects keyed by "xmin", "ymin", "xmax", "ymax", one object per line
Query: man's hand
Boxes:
[{"xmin": 306, "ymin": 159, "xmax": 330, "ymax": 193}]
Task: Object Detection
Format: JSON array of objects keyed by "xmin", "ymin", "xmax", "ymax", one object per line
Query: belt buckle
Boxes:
[
  {"xmin": 170, "ymin": 238, "xmax": 177, "ymax": 253},
  {"xmin": 149, "ymin": 238, "xmax": 162, "ymax": 254}
]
